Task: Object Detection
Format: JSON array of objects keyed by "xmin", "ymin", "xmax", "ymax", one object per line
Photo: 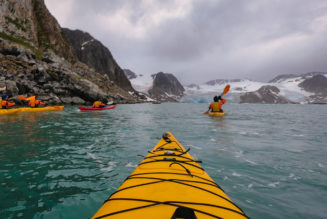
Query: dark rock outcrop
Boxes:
[
  {"xmin": 0, "ymin": 38, "xmax": 144, "ymax": 104},
  {"xmin": 123, "ymin": 69, "xmax": 137, "ymax": 80},
  {"xmin": 299, "ymin": 74, "xmax": 327, "ymax": 104},
  {"xmin": 299, "ymin": 75, "xmax": 327, "ymax": 94},
  {"xmin": 62, "ymin": 28, "xmax": 133, "ymax": 91},
  {"xmin": 148, "ymin": 72, "xmax": 185, "ymax": 102},
  {"xmin": 240, "ymin": 85, "xmax": 294, "ymax": 104}
]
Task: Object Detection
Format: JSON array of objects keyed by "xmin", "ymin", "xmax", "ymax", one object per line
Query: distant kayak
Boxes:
[
  {"xmin": 92, "ymin": 132, "xmax": 248, "ymax": 219},
  {"xmin": 208, "ymin": 111, "xmax": 225, "ymax": 117},
  {"xmin": 79, "ymin": 105, "xmax": 116, "ymax": 111},
  {"xmin": 0, "ymin": 109, "xmax": 19, "ymax": 115},
  {"xmin": 18, "ymin": 106, "xmax": 64, "ymax": 113}
]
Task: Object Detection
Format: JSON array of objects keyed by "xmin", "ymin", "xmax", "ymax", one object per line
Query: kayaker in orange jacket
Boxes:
[
  {"xmin": 27, "ymin": 96, "xmax": 47, "ymax": 108},
  {"xmin": 208, "ymin": 96, "xmax": 226, "ymax": 112},
  {"xmin": 93, "ymin": 100, "xmax": 106, "ymax": 108},
  {"xmin": 0, "ymin": 94, "xmax": 16, "ymax": 109}
]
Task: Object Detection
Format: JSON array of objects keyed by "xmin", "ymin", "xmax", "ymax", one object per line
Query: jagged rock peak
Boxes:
[
  {"xmin": 148, "ymin": 72, "xmax": 185, "ymax": 102},
  {"xmin": 240, "ymin": 85, "xmax": 294, "ymax": 104},
  {"xmin": 123, "ymin": 69, "xmax": 137, "ymax": 80},
  {"xmin": 62, "ymin": 28, "xmax": 133, "ymax": 91}
]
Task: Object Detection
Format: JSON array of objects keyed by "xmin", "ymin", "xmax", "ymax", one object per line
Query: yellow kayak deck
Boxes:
[
  {"xmin": 0, "ymin": 109, "xmax": 19, "ymax": 115},
  {"xmin": 92, "ymin": 132, "xmax": 248, "ymax": 219},
  {"xmin": 208, "ymin": 112, "xmax": 225, "ymax": 117},
  {"xmin": 17, "ymin": 106, "xmax": 64, "ymax": 113}
]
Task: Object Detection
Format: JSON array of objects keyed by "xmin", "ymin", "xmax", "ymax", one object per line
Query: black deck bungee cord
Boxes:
[{"xmin": 95, "ymin": 198, "xmax": 249, "ymax": 219}]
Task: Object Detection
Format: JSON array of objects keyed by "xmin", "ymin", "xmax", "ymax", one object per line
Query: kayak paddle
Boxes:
[
  {"xmin": 220, "ymin": 84, "xmax": 230, "ymax": 97},
  {"xmin": 18, "ymin": 96, "xmax": 27, "ymax": 100},
  {"xmin": 18, "ymin": 96, "xmax": 35, "ymax": 101}
]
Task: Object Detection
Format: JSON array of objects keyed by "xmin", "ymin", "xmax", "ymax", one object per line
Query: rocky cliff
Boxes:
[
  {"xmin": 0, "ymin": 39, "xmax": 146, "ymax": 104},
  {"xmin": 62, "ymin": 29, "xmax": 133, "ymax": 91},
  {"xmin": 148, "ymin": 72, "xmax": 185, "ymax": 102},
  {"xmin": 0, "ymin": 0, "xmax": 146, "ymax": 104},
  {"xmin": 239, "ymin": 85, "xmax": 294, "ymax": 104},
  {"xmin": 0, "ymin": 0, "xmax": 75, "ymax": 61}
]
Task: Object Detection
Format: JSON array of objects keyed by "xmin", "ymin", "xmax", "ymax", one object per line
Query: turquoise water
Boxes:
[{"xmin": 1, "ymin": 103, "xmax": 327, "ymax": 218}]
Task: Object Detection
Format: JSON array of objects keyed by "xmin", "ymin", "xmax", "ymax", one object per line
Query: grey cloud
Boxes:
[{"xmin": 45, "ymin": 0, "xmax": 327, "ymax": 84}]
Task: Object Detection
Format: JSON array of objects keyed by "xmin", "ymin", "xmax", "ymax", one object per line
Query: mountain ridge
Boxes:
[{"xmin": 183, "ymin": 72, "xmax": 327, "ymax": 104}]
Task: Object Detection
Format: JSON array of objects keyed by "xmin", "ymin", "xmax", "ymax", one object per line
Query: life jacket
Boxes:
[
  {"xmin": 0, "ymin": 98, "xmax": 2, "ymax": 109},
  {"xmin": 28, "ymin": 99, "xmax": 36, "ymax": 107},
  {"xmin": 93, "ymin": 101, "xmax": 105, "ymax": 108},
  {"xmin": 35, "ymin": 100, "xmax": 46, "ymax": 106},
  {"xmin": 28, "ymin": 98, "xmax": 45, "ymax": 107},
  {"xmin": 210, "ymin": 98, "xmax": 226, "ymax": 112},
  {"xmin": 211, "ymin": 102, "xmax": 221, "ymax": 112},
  {"xmin": 1, "ymin": 100, "xmax": 15, "ymax": 108}
]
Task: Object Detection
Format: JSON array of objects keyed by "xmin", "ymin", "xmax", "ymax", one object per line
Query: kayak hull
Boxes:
[
  {"xmin": 208, "ymin": 111, "xmax": 225, "ymax": 117},
  {"xmin": 92, "ymin": 132, "xmax": 247, "ymax": 219},
  {"xmin": 17, "ymin": 106, "xmax": 64, "ymax": 112},
  {"xmin": 0, "ymin": 109, "xmax": 19, "ymax": 115},
  {"xmin": 79, "ymin": 105, "xmax": 116, "ymax": 111}
]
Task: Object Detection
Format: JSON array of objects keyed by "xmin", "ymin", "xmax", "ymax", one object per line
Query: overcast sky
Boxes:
[{"xmin": 45, "ymin": 0, "xmax": 327, "ymax": 84}]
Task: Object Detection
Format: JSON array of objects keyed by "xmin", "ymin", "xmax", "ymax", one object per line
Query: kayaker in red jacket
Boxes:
[
  {"xmin": 1, "ymin": 94, "xmax": 16, "ymax": 109},
  {"xmin": 208, "ymin": 96, "xmax": 226, "ymax": 112}
]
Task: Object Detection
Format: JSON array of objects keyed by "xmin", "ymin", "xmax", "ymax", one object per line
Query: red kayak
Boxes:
[{"xmin": 79, "ymin": 104, "xmax": 117, "ymax": 111}]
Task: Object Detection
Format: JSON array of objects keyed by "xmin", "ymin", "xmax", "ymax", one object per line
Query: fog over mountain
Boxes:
[{"xmin": 45, "ymin": 0, "xmax": 327, "ymax": 84}]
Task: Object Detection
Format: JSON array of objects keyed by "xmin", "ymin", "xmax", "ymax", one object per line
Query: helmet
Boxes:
[
  {"xmin": 213, "ymin": 96, "xmax": 219, "ymax": 102},
  {"xmin": 1, "ymin": 94, "xmax": 8, "ymax": 99},
  {"xmin": 218, "ymin": 96, "xmax": 221, "ymax": 100}
]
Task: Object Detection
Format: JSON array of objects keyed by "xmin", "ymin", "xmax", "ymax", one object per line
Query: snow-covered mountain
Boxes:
[
  {"xmin": 184, "ymin": 72, "xmax": 327, "ymax": 104},
  {"xmin": 123, "ymin": 69, "xmax": 185, "ymax": 102},
  {"xmin": 124, "ymin": 69, "xmax": 327, "ymax": 104},
  {"xmin": 126, "ymin": 73, "xmax": 153, "ymax": 93}
]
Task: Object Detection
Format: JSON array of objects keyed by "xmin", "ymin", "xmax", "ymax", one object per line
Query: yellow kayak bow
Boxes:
[{"xmin": 92, "ymin": 132, "xmax": 248, "ymax": 219}]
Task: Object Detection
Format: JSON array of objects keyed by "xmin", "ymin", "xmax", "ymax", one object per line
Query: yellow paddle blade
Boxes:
[
  {"xmin": 18, "ymin": 96, "xmax": 27, "ymax": 100},
  {"xmin": 223, "ymin": 84, "xmax": 230, "ymax": 95}
]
